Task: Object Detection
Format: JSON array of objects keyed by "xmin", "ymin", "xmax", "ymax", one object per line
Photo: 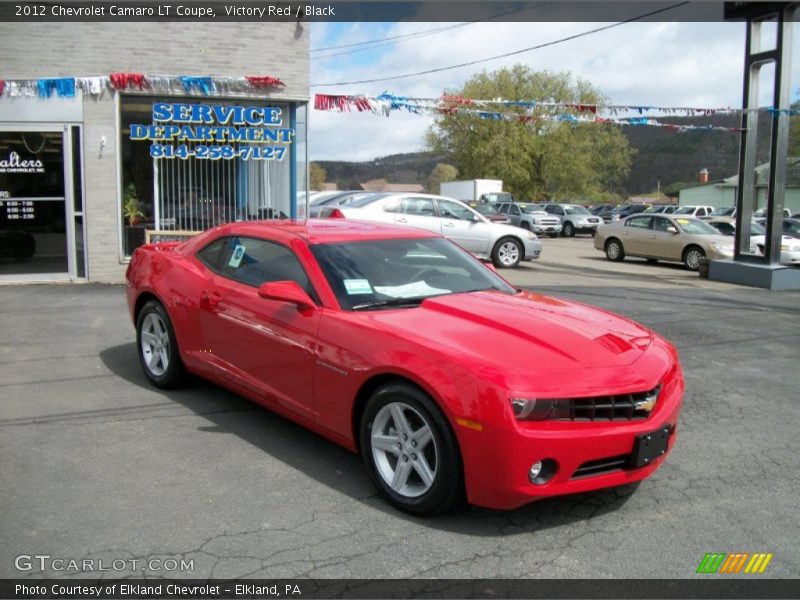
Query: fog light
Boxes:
[{"xmin": 529, "ymin": 459, "xmax": 557, "ymax": 485}]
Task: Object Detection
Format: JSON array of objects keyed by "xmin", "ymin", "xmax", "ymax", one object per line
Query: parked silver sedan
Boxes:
[
  {"xmin": 329, "ymin": 193, "xmax": 542, "ymax": 268},
  {"xmin": 594, "ymin": 214, "xmax": 734, "ymax": 270}
]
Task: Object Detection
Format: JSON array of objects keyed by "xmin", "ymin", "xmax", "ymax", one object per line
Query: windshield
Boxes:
[
  {"xmin": 471, "ymin": 204, "xmax": 502, "ymax": 216},
  {"xmin": 711, "ymin": 206, "xmax": 735, "ymax": 216},
  {"xmin": 673, "ymin": 217, "xmax": 721, "ymax": 235},
  {"xmin": 673, "ymin": 206, "xmax": 697, "ymax": 215},
  {"xmin": 565, "ymin": 206, "xmax": 591, "ymax": 215},
  {"xmin": 310, "ymin": 237, "xmax": 516, "ymax": 311}
]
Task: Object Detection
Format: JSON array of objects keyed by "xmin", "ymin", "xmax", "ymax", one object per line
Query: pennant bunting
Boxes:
[
  {"xmin": 246, "ymin": 76, "xmax": 286, "ymax": 88},
  {"xmin": 311, "ymin": 92, "xmax": 763, "ymax": 133}
]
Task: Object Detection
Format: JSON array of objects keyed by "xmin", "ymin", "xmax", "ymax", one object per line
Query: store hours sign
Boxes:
[{"xmin": 130, "ymin": 102, "xmax": 294, "ymax": 160}]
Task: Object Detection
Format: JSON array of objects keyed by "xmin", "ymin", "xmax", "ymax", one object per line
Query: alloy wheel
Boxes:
[
  {"xmin": 370, "ymin": 401, "xmax": 438, "ymax": 498},
  {"xmin": 140, "ymin": 313, "xmax": 170, "ymax": 376}
]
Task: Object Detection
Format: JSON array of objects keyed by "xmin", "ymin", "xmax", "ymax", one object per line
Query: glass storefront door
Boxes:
[{"xmin": 0, "ymin": 127, "xmax": 79, "ymax": 280}]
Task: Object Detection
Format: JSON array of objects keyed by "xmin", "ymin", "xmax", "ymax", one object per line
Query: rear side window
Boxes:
[
  {"xmin": 626, "ymin": 216, "xmax": 652, "ymax": 229},
  {"xmin": 196, "ymin": 237, "xmax": 228, "ymax": 271}
]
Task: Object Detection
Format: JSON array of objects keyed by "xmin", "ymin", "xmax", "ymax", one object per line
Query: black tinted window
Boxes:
[
  {"xmin": 219, "ymin": 237, "xmax": 315, "ymax": 298},
  {"xmin": 196, "ymin": 237, "xmax": 228, "ymax": 272}
]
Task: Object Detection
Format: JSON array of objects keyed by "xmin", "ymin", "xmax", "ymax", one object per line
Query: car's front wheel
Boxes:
[
  {"xmin": 491, "ymin": 237, "xmax": 523, "ymax": 268},
  {"xmin": 563, "ymin": 221, "xmax": 575, "ymax": 237},
  {"xmin": 605, "ymin": 238, "xmax": 625, "ymax": 262},
  {"xmin": 136, "ymin": 299, "xmax": 186, "ymax": 389},
  {"xmin": 360, "ymin": 383, "xmax": 464, "ymax": 516},
  {"xmin": 683, "ymin": 245, "xmax": 705, "ymax": 271}
]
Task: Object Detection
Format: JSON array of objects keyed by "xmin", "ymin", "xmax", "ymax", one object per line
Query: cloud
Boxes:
[{"xmin": 309, "ymin": 19, "xmax": 795, "ymax": 161}]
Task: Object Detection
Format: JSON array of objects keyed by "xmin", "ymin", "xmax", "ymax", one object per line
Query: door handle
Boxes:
[
  {"xmin": 396, "ymin": 217, "xmax": 408, "ymax": 223},
  {"xmin": 443, "ymin": 222, "xmax": 455, "ymax": 228},
  {"xmin": 201, "ymin": 290, "xmax": 222, "ymax": 308}
]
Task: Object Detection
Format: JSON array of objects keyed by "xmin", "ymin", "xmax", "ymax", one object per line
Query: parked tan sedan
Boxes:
[{"xmin": 594, "ymin": 214, "xmax": 734, "ymax": 270}]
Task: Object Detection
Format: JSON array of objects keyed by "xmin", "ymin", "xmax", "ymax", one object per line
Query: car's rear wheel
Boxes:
[
  {"xmin": 683, "ymin": 245, "xmax": 705, "ymax": 271},
  {"xmin": 136, "ymin": 299, "xmax": 186, "ymax": 389},
  {"xmin": 360, "ymin": 383, "xmax": 464, "ymax": 516},
  {"xmin": 563, "ymin": 222, "xmax": 575, "ymax": 237},
  {"xmin": 491, "ymin": 237, "xmax": 523, "ymax": 268},
  {"xmin": 605, "ymin": 238, "xmax": 625, "ymax": 262},
  {"xmin": 521, "ymin": 222, "xmax": 531, "ymax": 230}
]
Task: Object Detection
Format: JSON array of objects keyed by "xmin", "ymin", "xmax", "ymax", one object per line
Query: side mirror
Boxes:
[
  {"xmin": 666, "ymin": 226, "xmax": 678, "ymax": 234},
  {"xmin": 258, "ymin": 281, "xmax": 316, "ymax": 312}
]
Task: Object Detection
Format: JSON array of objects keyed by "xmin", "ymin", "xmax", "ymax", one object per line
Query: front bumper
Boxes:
[
  {"xmin": 456, "ymin": 359, "xmax": 684, "ymax": 510},
  {"xmin": 531, "ymin": 223, "xmax": 562, "ymax": 235},
  {"xmin": 523, "ymin": 237, "xmax": 543, "ymax": 260}
]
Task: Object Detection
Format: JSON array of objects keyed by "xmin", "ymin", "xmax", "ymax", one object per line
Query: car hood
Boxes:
[{"xmin": 365, "ymin": 290, "xmax": 653, "ymax": 370}]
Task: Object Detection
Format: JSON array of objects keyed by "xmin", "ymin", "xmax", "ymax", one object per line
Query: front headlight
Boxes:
[
  {"xmin": 709, "ymin": 242, "xmax": 734, "ymax": 255},
  {"xmin": 781, "ymin": 243, "xmax": 800, "ymax": 252},
  {"xmin": 511, "ymin": 398, "xmax": 553, "ymax": 421},
  {"xmin": 527, "ymin": 232, "xmax": 538, "ymax": 240}
]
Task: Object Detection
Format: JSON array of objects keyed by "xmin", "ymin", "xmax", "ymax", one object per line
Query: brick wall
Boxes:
[{"xmin": 0, "ymin": 22, "xmax": 309, "ymax": 282}]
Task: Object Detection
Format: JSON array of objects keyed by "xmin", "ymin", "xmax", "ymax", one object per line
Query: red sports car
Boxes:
[{"xmin": 126, "ymin": 219, "xmax": 683, "ymax": 515}]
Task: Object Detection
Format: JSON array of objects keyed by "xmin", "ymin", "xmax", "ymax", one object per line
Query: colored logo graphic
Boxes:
[{"xmin": 697, "ymin": 552, "xmax": 773, "ymax": 574}]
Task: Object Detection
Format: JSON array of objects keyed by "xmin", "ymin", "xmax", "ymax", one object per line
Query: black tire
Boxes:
[
  {"xmin": 136, "ymin": 299, "xmax": 187, "ymax": 389},
  {"xmin": 605, "ymin": 238, "xmax": 625, "ymax": 262},
  {"xmin": 549, "ymin": 233, "xmax": 558, "ymax": 238},
  {"xmin": 359, "ymin": 382, "xmax": 464, "ymax": 516},
  {"xmin": 646, "ymin": 258, "xmax": 659, "ymax": 264},
  {"xmin": 491, "ymin": 236, "xmax": 524, "ymax": 268},
  {"xmin": 520, "ymin": 222, "xmax": 531, "ymax": 230},
  {"xmin": 683, "ymin": 245, "xmax": 705, "ymax": 271},
  {"xmin": 563, "ymin": 221, "xmax": 576, "ymax": 237}
]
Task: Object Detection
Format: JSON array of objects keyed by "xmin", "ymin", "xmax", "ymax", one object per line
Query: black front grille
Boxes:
[
  {"xmin": 572, "ymin": 455, "xmax": 629, "ymax": 478},
  {"xmin": 547, "ymin": 385, "xmax": 660, "ymax": 421}
]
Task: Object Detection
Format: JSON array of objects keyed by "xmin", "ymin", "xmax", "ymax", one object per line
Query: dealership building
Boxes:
[{"xmin": 0, "ymin": 22, "xmax": 309, "ymax": 283}]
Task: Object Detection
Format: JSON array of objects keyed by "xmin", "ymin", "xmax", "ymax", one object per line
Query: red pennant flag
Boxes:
[{"xmin": 246, "ymin": 76, "xmax": 286, "ymax": 88}]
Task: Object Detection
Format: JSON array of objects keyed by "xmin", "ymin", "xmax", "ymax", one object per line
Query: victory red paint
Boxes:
[{"xmin": 126, "ymin": 220, "xmax": 683, "ymax": 515}]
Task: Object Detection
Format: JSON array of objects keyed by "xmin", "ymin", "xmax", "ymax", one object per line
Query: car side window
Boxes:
[
  {"xmin": 509, "ymin": 205, "xmax": 520, "ymax": 215},
  {"xmin": 218, "ymin": 236, "xmax": 316, "ymax": 299},
  {"xmin": 496, "ymin": 203, "xmax": 509, "ymax": 214},
  {"xmin": 438, "ymin": 199, "xmax": 476, "ymax": 221},
  {"xmin": 400, "ymin": 197, "xmax": 435, "ymax": 216},
  {"xmin": 652, "ymin": 217, "xmax": 673, "ymax": 232},
  {"xmin": 626, "ymin": 216, "xmax": 653, "ymax": 229},
  {"xmin": 696, "ymin": 208, "xmax": 706, "ymax": 217},
  {"xmin": 196, "ymin": 237, "xmax": 229, "ymax": 272},
  {"xmin": 382, "ymin": 199, "xmax": 401, "ymax": 213}
]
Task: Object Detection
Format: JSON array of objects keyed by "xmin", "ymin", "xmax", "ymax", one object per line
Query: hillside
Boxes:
[{"xmin": 314, "ymin": 114, "xmax": 778, "ymax": 196}]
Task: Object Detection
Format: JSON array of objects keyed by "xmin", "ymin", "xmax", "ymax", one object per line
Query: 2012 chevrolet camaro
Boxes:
[{"xmin": 126, "ymin": 219, "xmax": 684, "ymax": 515}]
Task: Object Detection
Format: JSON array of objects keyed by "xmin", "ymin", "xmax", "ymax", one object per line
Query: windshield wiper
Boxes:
[{"xmin": 352, "ymin": 295, "xmax": 441, "ymax": 311}]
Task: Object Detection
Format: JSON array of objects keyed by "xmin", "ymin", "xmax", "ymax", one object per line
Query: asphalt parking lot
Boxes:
[{"xmin": 1, "ymin": 235, "xmax": 799, "ymax": 580}]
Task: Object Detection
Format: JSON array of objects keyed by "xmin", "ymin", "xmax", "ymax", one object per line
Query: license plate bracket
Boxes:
[{"xmin": 630, "ymin": 426, "xmax": 671, "ymax": 468}]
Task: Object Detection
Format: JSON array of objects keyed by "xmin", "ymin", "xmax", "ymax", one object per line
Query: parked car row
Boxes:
[{"xmin": 594, "ymin": 213, "xmax": 800, "ymax": 270}]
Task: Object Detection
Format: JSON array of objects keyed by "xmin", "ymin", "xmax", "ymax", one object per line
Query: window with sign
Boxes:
[{"xmin": 119, "ymin": 96, "xmax": 301, "ymax": 257}]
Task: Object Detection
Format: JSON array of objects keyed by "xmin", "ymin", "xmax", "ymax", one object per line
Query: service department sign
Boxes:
[{"xmin": 130, "ymin": 102, "xmax": 294, "ymax": 161}]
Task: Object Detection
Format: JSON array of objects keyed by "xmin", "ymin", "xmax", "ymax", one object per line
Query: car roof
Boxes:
[{"xmin": 187, "ymin": 218, "xmax": 440, "ymax": 247}]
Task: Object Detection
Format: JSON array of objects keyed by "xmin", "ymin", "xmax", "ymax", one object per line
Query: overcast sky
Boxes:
[{"xmin": 307, "ymin": 18, "xmax": 799, "ymax": 162}]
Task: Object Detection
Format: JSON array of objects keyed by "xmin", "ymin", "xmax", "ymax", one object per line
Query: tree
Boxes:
[
  {"xmin": 426, "ymin": 65, "xmax": 633, "ymax": 200},
  {"xmin": 427, "ymin": 163, "xmax": 458, "ymax": 194},
  {"xmin": 310, "ymin": 163, "xmax": 327, "ymax": 190}
]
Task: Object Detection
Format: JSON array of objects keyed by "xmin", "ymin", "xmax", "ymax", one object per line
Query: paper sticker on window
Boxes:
[
  {"xmin": 344, "ymin": 279, "xmax": 372, "ymax": 295},
  {"xmin": 228, "ymin": 244, "xmax": 246, "ymax": 268}
]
